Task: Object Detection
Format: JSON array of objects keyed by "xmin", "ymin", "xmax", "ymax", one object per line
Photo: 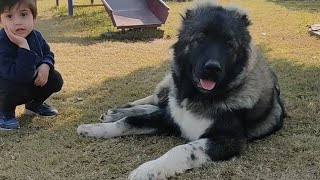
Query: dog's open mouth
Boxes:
[{"xmin": 198, "ymin": 79, "xmax": 216, "ymax": 91}]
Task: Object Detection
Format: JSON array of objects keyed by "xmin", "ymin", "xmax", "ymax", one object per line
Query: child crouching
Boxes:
[{"xmin": 0, "ymin": 0, "xmax": 63, "ymax": 130}]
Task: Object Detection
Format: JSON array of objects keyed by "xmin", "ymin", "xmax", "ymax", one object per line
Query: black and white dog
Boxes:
[{"xmin": 77, "ymin": 1, "xmax": 286, "ymax": 179}]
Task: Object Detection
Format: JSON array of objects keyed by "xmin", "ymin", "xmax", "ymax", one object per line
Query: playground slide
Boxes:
[{"xmin": 101, "ymin": 0, "xmax": 169, "ymax": 29}]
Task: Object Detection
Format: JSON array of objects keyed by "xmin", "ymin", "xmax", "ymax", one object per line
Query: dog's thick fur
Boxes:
[{"xmin": 77, "ymin": 1, "xmax": 286, "ymax": 180}]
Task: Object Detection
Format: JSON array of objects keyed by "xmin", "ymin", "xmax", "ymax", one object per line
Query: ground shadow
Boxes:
[
  {"xmin": 51, "ymin": 52, "xmax": 320, "ymax": 179},
  {"xmin": 99, "ymin": 28, "xmax": 166, "ymax": 42},
  {"xmin": 267, "ymin": 0, "xmax": 320, "ymax": 12},
  {"xmin": 64, "ymin": 49, "xmax": 320, "ymax": 179},
  {"xmin": 1, "ymin": 52, "xmax": 319, "ymax": 179}
]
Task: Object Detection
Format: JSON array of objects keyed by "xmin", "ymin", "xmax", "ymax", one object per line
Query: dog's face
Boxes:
[{"xmin": 173, "ymin": 5, "xmax": 252, "ymax": 95}]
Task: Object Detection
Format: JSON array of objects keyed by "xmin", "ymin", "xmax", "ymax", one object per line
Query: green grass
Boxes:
[
  {"xmin": 268, "ymin": 0, "xmax": 320, "ymax": 12},
  {"xmin": 0, "ymin": 0, "xmax": 320, "ymax": 179}
]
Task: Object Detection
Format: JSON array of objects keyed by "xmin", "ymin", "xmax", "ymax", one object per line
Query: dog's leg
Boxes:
[
  {"xmin": 77, "ymin": 118, "xmax": 157, "ymax": 138},
  {"xmin": 128, "ymin": 139, "xmax": 211, "ymax": 180},
  {"xmin": 78, "ymin": 109, "xmax": 174, "ymax": 138},
  {"xmin": 128, "ymin": 95, "xmax": 157, "ymax": 106},
  {"xmin": 100, "ymin": 104, "xmax": 159, "ymax": 123},
  {"xmin": 128, "ymin": 136, "xmax": 242, "ymax": 180}
]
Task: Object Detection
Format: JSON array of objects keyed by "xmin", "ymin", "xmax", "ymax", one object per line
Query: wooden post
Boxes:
[
  {"xmin": 56, "ymin": 0, "xmax": 59, "ymax": 6},
  {"xmin": 68, "ymin": 0, "xmax": 73, "ymax": 16}
]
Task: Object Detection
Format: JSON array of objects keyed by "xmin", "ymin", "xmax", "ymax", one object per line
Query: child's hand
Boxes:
[
  {"xmin": 4, "ymin": 25, "xmax": 30, "ymax": 50},
  {"xmin": 34, "ymin": 64, "xmax": 50, "ymax": 87}
]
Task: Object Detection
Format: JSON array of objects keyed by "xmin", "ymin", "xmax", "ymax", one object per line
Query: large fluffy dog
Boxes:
[{"xmin": 77, "ymin": 1, "xmax": 286, "ymax": 179}]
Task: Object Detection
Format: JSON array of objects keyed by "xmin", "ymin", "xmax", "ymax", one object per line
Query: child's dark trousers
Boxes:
[{"xmin": 0, "ymin": 70, "xmax": 63, "ymax": 115}]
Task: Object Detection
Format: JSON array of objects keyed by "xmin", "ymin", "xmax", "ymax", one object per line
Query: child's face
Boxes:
[{"xmin": 0, "ymin": 3, "xmax": 35, "ymax": 38}]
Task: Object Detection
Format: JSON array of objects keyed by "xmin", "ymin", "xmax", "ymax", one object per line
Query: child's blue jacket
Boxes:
[{"xmin": 0, "ymin": 29, "xmax": 54, "ymax": 83}]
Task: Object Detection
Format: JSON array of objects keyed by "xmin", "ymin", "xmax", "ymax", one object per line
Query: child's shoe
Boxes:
[
  {"xmin": 24, "ymin": 101, "xmax": 58, "ymax": 117},
  {"xmin": 0, "ymin": 115, "xmax": 20, "ymax": 130}
]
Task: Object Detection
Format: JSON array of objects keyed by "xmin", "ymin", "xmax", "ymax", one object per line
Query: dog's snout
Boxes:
[{"xmin": 205, "ymin": 61, "xmax": 222, "ymax": 72}]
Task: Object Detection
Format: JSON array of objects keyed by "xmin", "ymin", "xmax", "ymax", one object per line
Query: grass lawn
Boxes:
[{"xmin": 1, "ymin": 0, "xmax": 320, "ymax": 179}]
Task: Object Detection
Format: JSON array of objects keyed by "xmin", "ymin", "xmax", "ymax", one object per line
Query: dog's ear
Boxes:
[
  {"xmin": 226, "ymin": 5, "xmax": 252, "ymax": 26},
  {"xmin": 181, "ymin": 9, "xmax": 194, "ymax": 21},
  {"xmin": 240, "ymin": 14, "xmax": 252, "ymax": 27}
]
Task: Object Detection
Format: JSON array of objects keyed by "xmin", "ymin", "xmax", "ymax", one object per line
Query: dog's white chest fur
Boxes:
[{"xmin": 169, "ymin": 99, "xmax": 213, "ymax": 141}]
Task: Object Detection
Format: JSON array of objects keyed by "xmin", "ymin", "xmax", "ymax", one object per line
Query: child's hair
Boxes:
[{"xmin": 0, "ymin": 0, "xmax": 37, "ymax": 18}]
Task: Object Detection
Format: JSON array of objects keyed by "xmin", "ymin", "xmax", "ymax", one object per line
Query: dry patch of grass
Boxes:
[{"xmin": 0, "ymin": 0, "xmax": 319, "ymax": 179}]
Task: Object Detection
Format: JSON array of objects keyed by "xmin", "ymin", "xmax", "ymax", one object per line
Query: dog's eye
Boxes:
[
  {"xmin": 191, "ymin": 36, "xmax": 205, "ymax": 46},
  {"xmin": 195, "ymin": 37, "xmax": 206, "ymax": 45}
]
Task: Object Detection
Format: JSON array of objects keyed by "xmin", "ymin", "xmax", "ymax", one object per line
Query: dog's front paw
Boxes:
[
  {"xmin": 99, "ymin": 109, "xmax": 115, "ymax": 123},
  {"xmin": 77, "ymin": 123, "xmax": 109, "ymax": 138},
  {"xmin": 99, "ymin": 109, "xmax": 126, "ymax": 123},
  {"xmin": 128, "ymin": 161, "xmax": 169, "ymax": 180}
]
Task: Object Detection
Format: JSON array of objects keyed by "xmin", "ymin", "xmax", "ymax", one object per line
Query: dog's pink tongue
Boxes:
[{"xmin": 200, "ymin": 79, "xmax": 216, "ymax": 90}]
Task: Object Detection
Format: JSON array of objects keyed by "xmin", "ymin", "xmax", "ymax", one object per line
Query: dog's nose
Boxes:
[{"xmin": 205, "ymin": 61, "xmax": 222, "ymax": 72}]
